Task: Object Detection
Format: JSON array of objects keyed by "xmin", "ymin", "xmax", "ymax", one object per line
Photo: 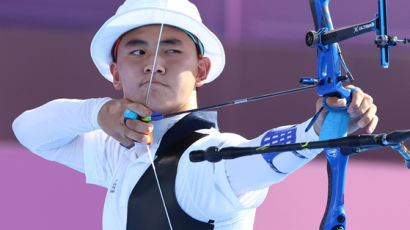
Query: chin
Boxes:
[
  {"xmin": 123, "ymin": 91, "xmax": 145, "ymax": 102},
  {"xmin": 146, "ymin": 101, "xmax": 169, "ymax": 113}
]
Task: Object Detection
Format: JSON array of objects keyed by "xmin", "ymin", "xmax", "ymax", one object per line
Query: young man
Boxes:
[{"xmin": 13, "ymin": 0, "xmax": 378, "ymax": 229}]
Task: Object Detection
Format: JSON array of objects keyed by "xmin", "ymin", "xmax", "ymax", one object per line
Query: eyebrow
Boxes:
[
  {"xmin": 160, "ymin": 38, "xmax": 182, "ymax": 45},
  {"xmin": 125, "ymin": 39, "xmax": 148, "ymax": 47},
  {"xmin": 124, "ymin": 38, "xmax": 182, "ymax": 47}
]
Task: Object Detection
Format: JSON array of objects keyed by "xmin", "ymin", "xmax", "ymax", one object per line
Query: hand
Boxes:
[
  {"xmin": 313, "ymin": 85, "xmax": 378, "ymax": 135},
  {"xmin": 97, "ymin": 99, "xmax": 153, "ymax": 147}
]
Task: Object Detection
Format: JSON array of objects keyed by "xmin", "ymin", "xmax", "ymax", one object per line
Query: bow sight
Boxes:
[
  {"xmin": 305, "ymin": 0, "xmax": 408, "ymax": 70},
  {"xmin": 302, "ymin": 0, "xmax": 409, "ymax": 108}
]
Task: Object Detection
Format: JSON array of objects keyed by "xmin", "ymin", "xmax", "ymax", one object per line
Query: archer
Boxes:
[{"xmin": 12, "ymin": 0, "xmax": 377, "ymax": 229}]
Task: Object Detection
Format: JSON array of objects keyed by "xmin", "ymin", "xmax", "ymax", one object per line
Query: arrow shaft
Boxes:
[{"xmin": 152, "ymin": 85, "xmax": 316, "ymax": 120}]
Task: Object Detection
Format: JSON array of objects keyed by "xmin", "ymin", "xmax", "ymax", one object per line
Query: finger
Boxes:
[
  {"xmin": 113, "ymin": 132, "xmax": 135, "ymax": 148},
  {"xmin": 325, "ymin": 97, "xmax": 347, "ymax": 107},
  {"xmin": 124, "ymin": 119, "xmax": 153, "ymax": 134},
  {"xmin": 347, "ymin": 88, "xmax": 364, "ymax": 114},
  {"xmin": 345, "ymin": 85, "xmax": 358, "ymax": 90},
  {"xmin": 125, "ymin": 103, "xmax": 152, "ymax": 118},
  {"xmin": 355, "ymin": 95, "xmax": 374, "ymax": 118},
  {"xmin": 357, "ymin": 104, "xmax": 377, "ymax": 129},
  {"xmin": 122, "ymin": 124, "xmax": 151, "ymax": 144},
  {"xmin": 349, "ymin": 94, "xmax": 374, "ymax": 118},
  {"xmin": 315, "ymin": 97, "xmax": 322, "ymax": 112},
  {"xmin": 366, "ymin": 115, "xmax": 379, "ymax": 134}
]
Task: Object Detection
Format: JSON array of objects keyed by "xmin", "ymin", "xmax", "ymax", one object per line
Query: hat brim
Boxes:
[{"xmin": 90, "ymin": 7, "xmax": 225, "ymax": 84}]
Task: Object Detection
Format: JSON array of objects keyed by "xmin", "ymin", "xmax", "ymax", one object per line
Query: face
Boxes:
[{"xmin": 110, "ymin": 25, "xmax": 210, "ymax": 114}]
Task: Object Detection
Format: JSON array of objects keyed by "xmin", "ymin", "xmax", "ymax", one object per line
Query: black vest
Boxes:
[{"xmin": 126, "ymin": 112, "xmax": 217, "ymax": 230}]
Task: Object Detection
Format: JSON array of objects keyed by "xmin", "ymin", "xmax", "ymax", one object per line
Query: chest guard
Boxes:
[{"xmin": 126, "ymin": 112, "xmax": 216, "ymax": 230}]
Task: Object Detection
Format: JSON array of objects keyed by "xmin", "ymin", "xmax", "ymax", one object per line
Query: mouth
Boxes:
[{"xmin": 140, "ymin": 80, "xmax": 167, "ymax": 88}]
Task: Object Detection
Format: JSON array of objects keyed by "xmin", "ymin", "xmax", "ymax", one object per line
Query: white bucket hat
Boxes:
[{"xmin": 90, "ymin": 0, "xmax": 225, "ymax": 84}]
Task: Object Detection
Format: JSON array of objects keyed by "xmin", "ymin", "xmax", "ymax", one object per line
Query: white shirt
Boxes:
[{"xmin": 12, "ymin": 98, "xmax": 320, "ymax": 230}]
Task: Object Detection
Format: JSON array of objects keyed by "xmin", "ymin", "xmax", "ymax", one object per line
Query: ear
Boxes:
[
  {"xmin": 110, "ymin": 62, "xmax": 123, "ymax": 90},
  {"xmin": 195, "ymin": 57, "xmax": 211, "ymax": 87}
]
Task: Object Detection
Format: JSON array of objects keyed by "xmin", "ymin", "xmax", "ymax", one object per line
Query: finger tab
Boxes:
[
  {"xmin": 140, "ymin": 116, "xmax": 152, "ymax": 122},
  {"xmin": 147, "ymin": 132, "xmax": 153, "ymax": 145},
  {"xmin": 124, "ymin": 109, "xmax": 139, "ymax": 120}
]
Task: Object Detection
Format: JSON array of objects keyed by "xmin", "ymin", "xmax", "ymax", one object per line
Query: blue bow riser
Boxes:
[{"xmin": 319, "ymin": 104, "xmax": 350, "ymax": 230}]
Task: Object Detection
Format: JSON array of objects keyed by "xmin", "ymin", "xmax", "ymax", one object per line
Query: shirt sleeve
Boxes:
[
  {"xmin": 174, "ymin": 120, "xmax": 320, "ymax": 222},
  {"xmin": 82, "ymin": 130, "xmax": 123, "ymax": 188},
  {"xmin": 176, "ymin": 130, "xmax": 256, "ymax": 222},
  {"xmin": 225, "ymin": 119, "xmax": 321, "ymax": 195},
  {"xmin": 12, "ymin": 97, "xmax": 111, "ymax": 174}
]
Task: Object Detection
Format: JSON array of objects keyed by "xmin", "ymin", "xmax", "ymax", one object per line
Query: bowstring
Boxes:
[
  {"xmin": 143, "ymin": 14, "xmax": 174, "ymax": 230},
  {"xmin": 145, "ymin": 23, "xmax": 164, "ymax": 107}
]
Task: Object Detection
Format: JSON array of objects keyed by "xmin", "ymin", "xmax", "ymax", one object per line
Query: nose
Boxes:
[{"xmin": 144, "ymin": 64, "xmax": 165, "ymax": 75}]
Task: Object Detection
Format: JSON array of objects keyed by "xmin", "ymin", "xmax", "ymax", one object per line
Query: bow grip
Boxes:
[
  {"xmin": 319, "ymin": 97, "xmax": 350, "ymax": 230},
  {"xmin": 318, "ymin": 88, "xmax": 359, "ymax": 230}
]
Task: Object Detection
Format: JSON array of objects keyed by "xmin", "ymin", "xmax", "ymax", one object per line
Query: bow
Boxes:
[
  {"xmin": 123, "ymin": 0, "xmax": 409, "ymax": 229},
  {"xmin": 307, "ymin": 1, "xmax": 394, "ymax": 229},
  {"xmin": 203, "ymin": 1, "xmax": 406, "ymax": 229},
  {"xmin": 189, "ymin": 0, "xmax": 408, "ymax": 229}
]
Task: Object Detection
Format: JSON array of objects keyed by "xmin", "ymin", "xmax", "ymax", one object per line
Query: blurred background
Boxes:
[{"xmin": 1, "ymin": 0, "xmax": 409, "ymax": 229}]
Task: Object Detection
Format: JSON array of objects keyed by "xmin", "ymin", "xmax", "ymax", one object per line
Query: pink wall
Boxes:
[{"xmin": 1, "ymin": 143, "xmax": 409, "ymax": 229}]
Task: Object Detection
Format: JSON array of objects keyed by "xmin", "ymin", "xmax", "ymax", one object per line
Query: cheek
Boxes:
[
  {"xmin": 173, "ymin": 72, "xmax": 196, "ymax": 99},
  {"xmin": 118, "ymin": 60, "xmax": 134, "ymax": 75},
  {"xmin": 117, "ymin": 61, "xmax": 143, "ymax": 84},
  {"xmin": 116, "ymin": 62, "xmax": 147, "ymax": 101},
  {"xmin": 168, "ymin": 57, "xmax": 199, "ymax": 77},
  {"xmin": 173, "ymin": 59, "xmax": 199, "ymax": 94}
]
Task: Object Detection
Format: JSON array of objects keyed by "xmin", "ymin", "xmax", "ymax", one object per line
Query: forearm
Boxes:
[
  {"xmin": 225, "ymin": 119, "xmax": 321, "ymax": 194},
  {"xmin": 12, "ymin": 97, "xmax": 111, "ymax": 153}
]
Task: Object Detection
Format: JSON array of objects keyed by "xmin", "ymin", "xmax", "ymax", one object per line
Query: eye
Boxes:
[
  {"xmin": 166, "ymin": 49, "xmax": 181, "ymax": 54},
  {"xmin": 131, "ymin": 50, "xmax": 145, "ymax": 55}
]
